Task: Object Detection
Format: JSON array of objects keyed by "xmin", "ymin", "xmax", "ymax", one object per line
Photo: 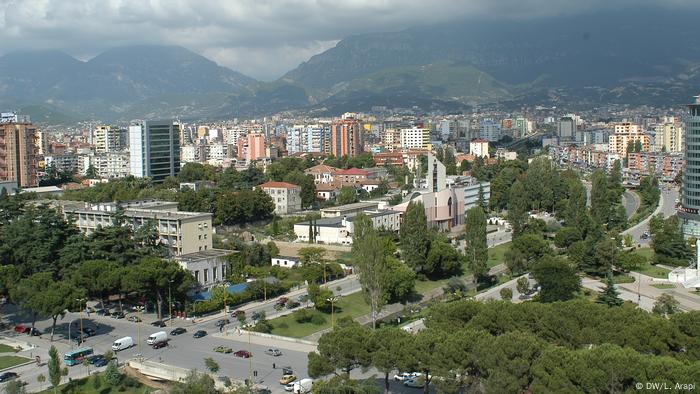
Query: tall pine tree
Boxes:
[
  {"xmin": 596, "ymin": 270, "xmax": 624, "ymax": 307},
  {"xmin": 507, "ymin": 180, "xmax": 528, "ymax": 237},
  {"xmin": 400, "ymin": 201, "xmax": 430, "ymax": 272},
  {"xmin": 464, "ymin": 206, "xmax": 488, "ymax": 282}
]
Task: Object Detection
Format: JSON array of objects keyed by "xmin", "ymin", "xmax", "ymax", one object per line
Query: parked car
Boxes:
[
  {"xmin": 111, "ymin": 311, "xmax": 125, "ymax": 319},
  {"xmin": 82, "ymin": 327, "xmax": 96, "ymax": 337},
  {"xmin": 297, "ymin": 295, "xmax": 309, "ymax": 303},
  {"xmin": 276, "ymin": 297, "xmax": 289, "ymax": 305},
  {"xmin": 0, "ymin": 372, "xmax": 18, "ymax": 382},
  {"xmin": 28, "ymin": 327, "xmax": 41, "ymax": 336},
  {"xmin": 286, "ymin": 301, "xmax": 301, "ymax": 309},
  {"xmin": 193, "ymin": 330, "xmax": 207, "ymax": 338},
  {"xmin": 152, "ymin": 340, "xmax": 169, "ymax": 349},
  {"xmin": 251, "ymin": 312, "xmax": 264, "ymax": 321},
  {"xmin": 264, "ymin": 348, "xmax": 282, "ymax": 357},
  {"xmin": 284, "ymin": 381, "xmax": 296, "ymax": 392},
  {"xmin": 279, "ymin": 375, "xmax": 296, "ymax": 385},
  {"xmin": 274, "ymin": 304, "xmax": 284, "ymax": 311},
  {"xmin": 404, "ymin": 377, "xmax": 426, "ymax": 388},
  {"xmin": 214, "ymin": 346, "xmax": 233, "ymax": 354},
  {"xmin": 95, "ymin": 309, "xmax": 108, "ymax": 316},
  {"xmin": 127, "ymin": 316, "xmax": 142, "ymax": 323},
  {"xmin": 231, "ymin": 310, "xmax": 245, "ymax": 318},
  {"xmin": 233, "ymin": 350, "xmax": 252, "ymax": 358},
  {"xmin": 151, "ymin": 320, "xmax": 166, "ymax": 327},
  {"xmin": 89, "ymin": 355, "xmax": 106, "ymax": 366},
  {"xmin": 14, "ymin": 325, "xmax": 29, "ymax": 334},
  {"xmin": 394, "ymin": 372, "xmax": 421, "ymax": 382},
  {"xmin": 170, "ymin": 327, "xmax": 186, "ymax": 336}
]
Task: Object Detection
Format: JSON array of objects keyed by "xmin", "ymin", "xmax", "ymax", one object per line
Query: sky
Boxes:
[{"xmin": 0, "ymin": 0, "xmax": 696, "ymax": 81}]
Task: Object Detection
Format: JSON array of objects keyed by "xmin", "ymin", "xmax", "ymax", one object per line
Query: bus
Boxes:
[{"xmin": 63, "ymin": 347, "xmax": 93, "ymax": 366}]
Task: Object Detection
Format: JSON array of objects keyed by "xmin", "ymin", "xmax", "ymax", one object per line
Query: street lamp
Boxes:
[
  {"xmin": 76, "ymin": 298, "xmax": 86, "ymax": 346},
  {"xmin": 168, "ymin": 279, "xmax": 174, "ymax": 327},
  {"xmin": 326, "ymin": 296, "xmax": 339, "ymax": 329}
]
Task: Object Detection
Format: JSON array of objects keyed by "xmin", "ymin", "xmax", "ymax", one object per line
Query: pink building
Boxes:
[{"xmin": 238, "ymin": 133, "xmax": 266, "ymax": 162}]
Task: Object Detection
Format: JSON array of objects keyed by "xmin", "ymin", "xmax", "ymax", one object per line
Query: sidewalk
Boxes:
[{"xmin": 618, "ymin": 272, "xmax": 700, "ymax": 311}]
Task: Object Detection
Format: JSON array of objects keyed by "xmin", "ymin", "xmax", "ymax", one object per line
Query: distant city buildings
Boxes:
[
  {"xmin": 331, "ymin": 118, "xmax": 364, "ymax": 157},
  {"xmin": 469, "ymin": 139, "xmax": 489, "ymax": 158},
  {"xmin": 129, "ymin": 120, "xmax": 181, "ymax": 183},
  {"xmin": 401, "ymin": 126, "xmax": 430, "ymax": 149},
  {"xmin": 608, "ymin": 122, "xmax": 650, "ymax": 158}
]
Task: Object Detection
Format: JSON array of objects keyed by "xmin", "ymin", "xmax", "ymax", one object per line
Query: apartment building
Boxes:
[
  {"xmin": 129, "ymin": 120, "xmax": 181, "ymax": 183},
  {"xmin": 608, "ymin": 122, "xmax": 650, "ymax": 158},
  {"xmin": 330, "ymin": 118, "xmax": 364, "ymax": 157},
  {"xmin": 0, "ymin": 113, "xmax": 39, "ymax": 187},
  {"xmin": 401, "ymin": 127, "xmax": 430, "ymax": 149},
  {"xmin": 257, "ymin": 181, "xmax": 302, "ymax": 214}
]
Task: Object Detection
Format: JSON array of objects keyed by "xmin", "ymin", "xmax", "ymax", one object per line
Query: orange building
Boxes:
[
  {"xmin": 237, "ymin": 133, "xmax": 266, "ymax": 162},
  {"xmin": 0, "ymin": 117, "xmax": 39, "ymax": 187},
  {"xmin": 608, "ymin": 122, "xmax": 650, "ymax": 158},
  {"xmin": 330, "ymin": 118, "xmax": 364, "ymax": 157}
]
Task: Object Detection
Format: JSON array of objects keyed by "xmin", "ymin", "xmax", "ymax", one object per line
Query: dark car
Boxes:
[
  {"xmin": 215, "ymin": 319, "xmax": 230, "ymax": 327},
  {"xmin": 170, "ymin": 327, "xmax": 186, "ymax": 336},
  {"xmin": 28, "ymin": 327, "xmax": 41, "ymax": 336},
  {"xmin": 127, "ymin": 316, "xmax": 142, "ymax": 323},
  {"xmin": 193, "ymin": 330, "xmax": 207, "ymax": 338},
  {"xmin": 231, "ymin": 310, "xmax": 245, "ymax": 318},
  {"xmin": 111, "ymin": 311, "xmax": 125, "ymax": 319},
  {"xmin": 276, "ymin": 297, "xmax": 288, "ymax": 305},
  {"xmin": 251, "ymin": 312, "xmax": 264, "ymax": 321},
  {"xmin": 95, "ymin": 309, "xmax": 108, "ymax": 316},
  {"xmin": 151, "ymin": 320, "xmax": 166, "ymax": 327},
  {"xmin": 82, "ymin": 327, "xmax": 96, "ymax": 337},
  {"xmin": 0, "ymin": 372, "xmax": 18, "ymax": 382},
  {"xmin": 89, "ymin": 355, "xmax": 106, "ymax": 366},
  {"xmin": 152, "ymin": 340, "xmax": 169, "ymax": 349},
  {"xmin": 233, "ymin": 350, "xmax": 252, "ymax": 358},
  {"xmin": 286, "ymin": 301, "xmax": 300, "ymax": 310}
]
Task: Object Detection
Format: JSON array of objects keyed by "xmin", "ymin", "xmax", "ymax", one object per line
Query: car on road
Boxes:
[
  {"xmin": 284, "ymin": 381, "xmax": 296, "ymax": 392},
  {"xmin": 193, "ymin": 330, "xmax": 207, "ymax": 338},
  {"xmin": 251, "ymin": 312, "xmax": 264, "ymax": 321},
  {"xmin": 264, "ymin": 348, "xmax": 282, "ymax": 356},
  {"xmin": 152, "ymin": 340, "xmax": 169, "ymax": 349},
  {"xmin": 297, "ymin": 295, "xmax": 308, "ymax": 303},
  {"xmin": 233, "ymin": 350, "xmax": 252, "ymax": 358},
  {"xmin": 82, "ymin": 327, "xmax": 96, "ymax": 337},
  {"xmin": 14, "ymin": 325, "xmax": 30, "ymax": 334},
  {"xmin": 0, "ymin": 372, "xmax": 18, "ymax": 382},
  {"xmin": 170, "ymin": 327, "xmax": 186, "ymax": 336},
  {"xmin": 276, "ymin": 297, "xmax": 288, "ymax": 305},
  {"xmin": 274, "ymin": 303, "xmax": 284, "ymax": 311},
  {"xmin": 127, "ymin": 316, "xmax": 142, "ymax": 323},
  {"xmin": 394, "ymin": 372, "xmax": 421, "ymax": 381},
  {"xmin": 286, "ymin": 301, "xmax": 301, "ymax": 309},
  {"xmin": 231, "ymin": 310, "xmax": 245, "ymax": 318},
  {"xmin": 95, "ymin": 309, "xmax": 108, "ymax": 316},
  {"xmin": 279, "ymin": 374, "xmax": 296, "ymax": 385},
  {"xmin": 215, "ymin": 319, "xmax": 230, "ymax": 327},
  {"xmin": 89, "ymin": 355, "xmax": 107, "ymax": 366},
  {"xmin": 214, "ymin": 346, "xmax": 232, "ymax": 354},
  {"xmin": 151, "ymin": 320, "xmax": 166, "ymax": 327},
  {"xmin": 111, "ymin": 311, "xmax": 125, "ymax": 319}
]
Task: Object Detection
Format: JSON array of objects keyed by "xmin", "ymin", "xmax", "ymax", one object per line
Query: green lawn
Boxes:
[
  {"xmin": 269, "ymin": 292, "xmax": 370, "ymax": 338},
  {"xmin": 0, "ymin": 355, "xmax": 30, "ymax": 369},
  {"xmin": 629, "ymin": 248, "xmax": 671, "ymax": 279},
  {"xmin": 0, "ymin": 344, "xmax": 18, "ymax": 353},
  {"xmin": 414, "ymin": 279, "xmax": 449, "ymax": 294},
  {"xmin": 38, "ymin": 374, "xmax": 153, "ymax": 394},
  {"xmin": 652, "ymin": 284, "xmax": 676, "ymax": 289},
  {"xmin": 613, "ymin": 274, "xmax": 636, "ymax": 284},
  {"xmin": 487, "ymin": 242, "xmax": 511, "ymax": 268}
]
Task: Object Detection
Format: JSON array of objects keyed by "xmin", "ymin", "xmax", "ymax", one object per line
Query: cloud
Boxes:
[{"xmin": 0, "ymin": 0, "xmax": 697, "ymax": 80}]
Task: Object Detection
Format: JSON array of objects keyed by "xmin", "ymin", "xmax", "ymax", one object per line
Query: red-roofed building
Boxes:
[
  {"xmin": 305, "ymin": 164, "xmax": 338, "ymax": 185},
  {"xmin": 333, "ymin": 167, "xmax": 369, "ymax": 186},
  {"xmin": 257, "ymin": 181, "xmax": 302, "ymax": 214}
]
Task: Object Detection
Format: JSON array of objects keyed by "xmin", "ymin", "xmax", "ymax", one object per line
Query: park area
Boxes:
[{"xmin": 0, "ymin": 343, "xmax": 30, "ymax": 370}]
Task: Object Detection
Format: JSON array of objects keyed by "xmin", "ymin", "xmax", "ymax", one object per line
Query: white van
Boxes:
[
  {"xmin": 293, "ymin": 378, "xmax": 313, "ymax": 394},
  {"xmin": 112, "ymin": 336, "xmax": 134, "ymax": 351},
  {"xmin": 147, "ymin": 331, "xmax": 167, "ymax": 345}
]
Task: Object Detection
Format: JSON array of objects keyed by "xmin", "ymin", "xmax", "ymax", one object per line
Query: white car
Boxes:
[
  {"xmin": 404, "ymin": 377, "xmax": 426, "ymax": 388},
  {"xmin": 284, "ymin": 381, "xmax": 296, "ymax": 392},
  {"xmin": 393, "ymin": 372, "xmax": 421, "ymax": 381}
]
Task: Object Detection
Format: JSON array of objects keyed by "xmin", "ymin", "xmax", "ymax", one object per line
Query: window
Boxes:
[
  {"xmin": 194, "ymin": 270, "xmax": 200, "ymax": 283},
  {"xmin": 213, "ymin": 267, "xmax": 218, "ymax": 281},
  {"xmin": 204, "ymin": 269, "xmax": 209, "ymax": 283}
]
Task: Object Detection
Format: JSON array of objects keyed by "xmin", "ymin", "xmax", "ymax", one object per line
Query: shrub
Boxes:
[
  {"xmin": 293, "ymin": 309, "xmax": 313, "ymax": 323},
  {"xmin": 310, "ymin": 313, "xmax": 326, "ymax": 326}
]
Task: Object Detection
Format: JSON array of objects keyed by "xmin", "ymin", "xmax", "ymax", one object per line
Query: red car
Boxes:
[
  {"xmin": 276, "ymin": 297, "xmax": 288, "ymax": 305},
  {"xmin": 233, "ymin": 350, "xmax": 252, "ymax": 358},
  {"xmin": 152, "ymin": 340, "xmax": 169, "ymax": 349},
  {"xmin": 14, "ymin": 325, "xmax": 29, "ymax": 334}
]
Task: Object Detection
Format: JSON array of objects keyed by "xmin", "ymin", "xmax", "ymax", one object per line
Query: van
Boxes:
[
  {"xmin": 112, "ymin": 336, "xmax": 133, "ymax": 351},
  {"xmin": 147, "ymin": 331, "xmax": 167, "ymax": 345},
  {"xmin": 293, "ymin": 378, "xmax": 313, "ymax": 394}
]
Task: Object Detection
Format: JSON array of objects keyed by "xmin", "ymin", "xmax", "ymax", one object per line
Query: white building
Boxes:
[
  {"xmin": 93, "ymin": 152, "xmax": 130, "ymax": 179},
  {"xmin": 257, "ymin": 181, "xmax": 302, "ymax": 214},
  {"xmin": 401, "ymin": 127, "xmax": 430, "ymax": 149},
  {"xmin": 181, "ymin": 146, "xmax": 199, "ymax": 163},
  {"xmin": 45, "ymin": 153, "xmax": 78, "ymax": 174},
  {"xmin": 469, "ymin": 139, "xmax": 489, "ymax": 158},
  {"xmin": 479, "ymin": 119, "xmax": 502, "ymax": 142},
  {"xmin": 175, "ymin": 249, "xmax": 232, "ymax": 288},
  {"xmin": 294, "ymin": 210, "xmax": 402, "ymax": 245},
  {"xmin": 93, "ymin": 125, "xmax": 122, "ymax": 153},
  {"xmin": 271, "ymin": 256, "xmax": 301, "ymax": 268}
]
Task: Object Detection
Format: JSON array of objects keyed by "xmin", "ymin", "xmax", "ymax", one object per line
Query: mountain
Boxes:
[
  {"xmin": 0, "ymin": 45, "xmax": 257, "ymax": 121},
  {"xmin": 280, "ymin": 7, "xmax": 700, "ymax": 111}
]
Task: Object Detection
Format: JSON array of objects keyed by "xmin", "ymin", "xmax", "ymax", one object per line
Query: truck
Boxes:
[
  {"xmin": 293, "ymin": 378, "xmax": 312, "ymax": 394},
  {"xmin": 146, "ymin": 331, "xmax": 167, "ymax": 345},
  {"xmin": 112, "ymin": 336, "xmax": 134, "ymax": 351}
]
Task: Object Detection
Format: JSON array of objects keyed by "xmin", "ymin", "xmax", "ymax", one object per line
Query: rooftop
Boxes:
[
  {"xmin": 305, "ymin": 164, "xmax": 338, "ymax": 173},
  {"xmin": 334, "ymin": 167, "xmax": 369, "ymax": 176},
  {"xmin": 175, "ymin": 249, "xmax": 235, "ymax": 263},
  {"xmin": 320, "ymin": 201, "xmax": 381, "ymax": 213},
  {"xmin": 258, "ymin": 181, "xmax": 299, "ymax": 189}
]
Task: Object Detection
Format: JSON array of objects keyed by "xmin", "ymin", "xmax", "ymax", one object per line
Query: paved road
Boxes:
[
  {"xmin": 622, "ymin": 190, "xmax": 640, "ymax": 218},
  {"xmin": 623, "ymin": 186, "xmax": 678, "ymax": 245}
]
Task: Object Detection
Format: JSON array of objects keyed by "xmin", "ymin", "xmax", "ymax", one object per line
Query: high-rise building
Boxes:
[
  {"xmin": 237, "ymin": 133, "xmax": 266, "ymax": 163},
  {"xmin": 655, "ymin": 117, "xmax": 684, "ymax": 153},
  {"xmin": 400, "ymin": 127, "xmax": 430, "ymax": 149},
  {"xmin": 0, "ymin": 113, "xmax": 39, "ymax": 187},
  {"xmin": 558, "ymin": 116, "xmax": 576, "ymax": 141},
  {"xmin": 129, "ymin": 120, "xmax": 181, "ymax": 183},
  {"xmin": 331, "ymin": 118, "xmax": 364, "ymax": 157},
  {"xmin": 680, "ymin": 96, "xmax": 700, "ymax": 237},
  {"xmin": 607, "ymin": 122, "xmax": 650, "ymax": 158},
  {"xmin": 93, "ymin": 125, "xmax": 122, "ymax": 153},
  {"xmin": 479, "ymin": 119, "xmax": 502, "ymax": 142}
]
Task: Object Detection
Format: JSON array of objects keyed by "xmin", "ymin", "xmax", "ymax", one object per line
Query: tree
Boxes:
[
  {"xmin": 284, "ymin": 170, "xmax": 316, "ymax": 208},
  {"xmin": 477, "ymin": 183, "xmax": 487, "ymax": 213},
  {"xmin": 310, "ymin": 322, "xmax": 372, "ymax": 377},
  {"xmin": 652, "ymin": 294, "xmax": 681, "ymax": 317},
  {"xmin": 299, "ymin": 247, "xmax": 328, "ymax": 282},
  {"xmin": 505, "ymin": 234, "xmax": 551, "ymax": 275},
  {"xmin": 425, "ymin": 237, "xmax": 462, "ymax": 278},
  {"xmin": 352, "ymin": 214, "xmax": 389, "ymax": 328},
  {"xmin": 383, "ymin": 257, "xmax": 416, "ymax": 303},
  {"xmin": 372, "ymin": 327, "xmax": 412, "ymax": 393},
  {"xmin": 337, "ymin": 186, "xmax": 358, "ymax": 205},
  {"xmin": 590, "ymin": 170, "xmax": 610, "ymax": 226},
  {"xmin": 5, "ymin": 379, "xmax": 26, "ymax": 394},
  {"xmin": 653, "ymin": 216, "xmax": 692, "ymax": 266},
  {"xmin": 532, "ymin": 256, "xmax": 580, "ymax": 302},
  {"xmin": 48, "ymin": 346, "xmax": 61, "ymax": 393},
  {"xmin": 204, "ymin": 357, "xmax": 220, "ymax": 374},
  {"xmin": 507, "ymin": 180, "xmax": 528, "ymax": 237},
  {"xmin": 37, "ymin": 374, "xmax": 46, "ymax": 390},
  {"xmin": 500, "ymin": 287, "xmax": 513, "ymax": 301},
  {"xmin": 400, "ymin": 201, "xmax": 430, "ymax": 272},
  {"xmin": 127, "ymin": 258, "xmax": 194, "ymax": 319},
  {"xmin": 596, "ymin": 271, "xmax": 624, "ymax": 307},
  {"xmin": 105, "ymin": 360, "xmax": 122, "ymax": 386},
  {"xmin": 171, "ymin": 370, "xmax": 218, "ymax": 394},
  {"xmin": 618, "ymin": 251, "xmax": 645, "ymax": 272},
  {"xmin": 464, "ymin": 207, "xmax": 488, "ymax": 281},
  {"xmin": 84, "ymin": 164, "xmax": 98, "ymax": 179},
  {"xmin": 516, "ymin": 276, "xmax": 530, "ymax": 295}
]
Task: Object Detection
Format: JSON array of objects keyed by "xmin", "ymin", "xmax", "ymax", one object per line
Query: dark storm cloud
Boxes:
[{"xmin": 0, "ymin": 0, "xmax": 696, "ymax": 80}]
